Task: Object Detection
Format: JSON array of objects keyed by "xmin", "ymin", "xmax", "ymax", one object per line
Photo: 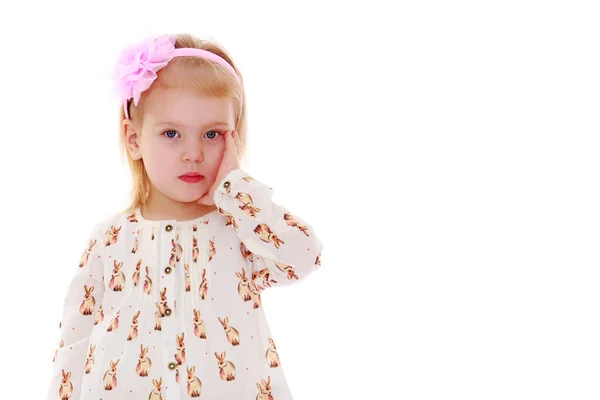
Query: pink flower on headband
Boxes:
[{"xmin": 114, "ymin": 35, "xmax": 177, "ymax": 106}]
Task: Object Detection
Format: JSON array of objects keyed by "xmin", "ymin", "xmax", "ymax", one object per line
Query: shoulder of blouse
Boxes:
[{"xmin": 91, "ymin": 209, "xmax": 131, "ymax": 235}]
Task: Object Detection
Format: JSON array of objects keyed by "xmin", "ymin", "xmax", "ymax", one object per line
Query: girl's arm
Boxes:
[
  {"xmin": 46, "ymin": 224, "xmax": 106, "ymax": 400},
  {"xmin": 213, "ymin": 168, "xmax": 323, "ymax": 290}
]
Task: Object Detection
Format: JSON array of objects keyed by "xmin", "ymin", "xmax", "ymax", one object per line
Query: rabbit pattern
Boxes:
[
  {"xmin": 79, "ymin": 285, "xmax": 96, "ymax": 316},
  {"xmin": 256, "ymin": 376, "xmax": 274, "ymax": 400},
  {"xmin": 46, "ymin": 168, "xmax": 322, "ymax": 399},
  {"xmin": 58, "ymin": 369, "xmax": 73, "ymax": 400}
]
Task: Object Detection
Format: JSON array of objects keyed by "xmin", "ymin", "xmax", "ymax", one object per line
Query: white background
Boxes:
[{"xmin": 0, "ymin": 0, "xmax": 599, "ymax": 399}]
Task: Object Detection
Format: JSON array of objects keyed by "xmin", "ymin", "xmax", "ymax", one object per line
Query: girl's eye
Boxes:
[
  {"xmin": 163, "ymin": 130, "xmax": 179, "ymax": 139},
  {"xmin": 205, "ymin": 130, "xmax": 221, "ymax": 139}
]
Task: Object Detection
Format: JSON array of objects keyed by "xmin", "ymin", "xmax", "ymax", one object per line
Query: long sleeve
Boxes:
[
  {"xmin": 213, "ymin": 168, "xmax": 323, "ymax": 290},
  {"xmin": 46, "ymin": 223, "xmax": 106, "ymax": 400}
]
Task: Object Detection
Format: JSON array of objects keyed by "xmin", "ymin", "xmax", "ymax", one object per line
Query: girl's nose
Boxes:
[{"xmin": 183, "ymin": 145, "xmax": 204, "ymax": 162}]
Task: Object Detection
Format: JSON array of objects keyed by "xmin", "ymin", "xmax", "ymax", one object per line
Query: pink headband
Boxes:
[{"xmin": 113, "ymin": 34, "xmax": 241, "ymax": 119}]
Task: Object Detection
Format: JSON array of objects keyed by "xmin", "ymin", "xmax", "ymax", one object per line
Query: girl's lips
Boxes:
[
  {"xmin": 179, "ymin": 175, "xmax": 204, "ymax": 183},
  {"xmin": 179, "ymin": 172, "xmax": 203, "ymax": 177}
]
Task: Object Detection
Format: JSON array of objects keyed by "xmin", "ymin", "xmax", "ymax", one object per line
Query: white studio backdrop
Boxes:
[{"xmin": 1, "ymin": 0, "xmax": 599, "ymax": 399}]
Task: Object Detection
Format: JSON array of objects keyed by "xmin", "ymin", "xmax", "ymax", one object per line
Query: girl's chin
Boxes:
[{"xmin": 162, "ymin": 191, "xmax": 207, "ymax": 204}]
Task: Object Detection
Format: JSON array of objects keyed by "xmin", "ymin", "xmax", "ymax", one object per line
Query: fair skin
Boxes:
[{"xmin": 123, "ymin": 76, "xmax": 241, "ymax": 221}]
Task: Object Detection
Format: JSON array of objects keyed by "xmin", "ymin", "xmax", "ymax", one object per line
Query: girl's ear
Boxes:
[{"xmin": 123, "ymin": 119, "xmax": 142, "ymax": 160}]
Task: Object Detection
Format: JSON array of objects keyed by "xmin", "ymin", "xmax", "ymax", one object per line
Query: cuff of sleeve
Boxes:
[{"xmin": 213, "ymin": 168, "xmax": 249, "ymax": 205}]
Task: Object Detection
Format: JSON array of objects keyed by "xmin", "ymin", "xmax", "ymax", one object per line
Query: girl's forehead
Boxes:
[
  {"xmin": 144, "ymin": 87, "xmax": 233, "ymax": 113},
  {"xmin": 142, "ymin": 89, "xmax": 234, "ymax": 127},
  {"xmin": 146, "ymin": 84, "xmax": 220, "ymax": 104}
]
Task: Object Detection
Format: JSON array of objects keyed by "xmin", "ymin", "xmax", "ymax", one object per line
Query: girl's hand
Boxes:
[{"xmin": 197, "ymin": 130, "xmax": 241, "ymax": 206}]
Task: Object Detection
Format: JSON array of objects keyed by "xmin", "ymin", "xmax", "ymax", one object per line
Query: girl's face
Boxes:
[{"xmin": 125, "ymin": 84, "xmax": 235, "ymax": 213}]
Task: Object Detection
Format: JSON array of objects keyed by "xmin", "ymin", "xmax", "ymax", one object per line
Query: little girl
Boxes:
[{"xmin": 46, "ymin": 33, "xmax": 323, "ymax": 400}]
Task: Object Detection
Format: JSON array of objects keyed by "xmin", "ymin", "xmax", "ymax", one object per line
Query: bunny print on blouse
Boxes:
[{"xmin": 47, "ymin": 168, "xmax": 323, "ymax": 400}]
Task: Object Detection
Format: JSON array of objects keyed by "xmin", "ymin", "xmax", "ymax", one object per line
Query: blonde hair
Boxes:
[{"xmin": 118, "ymin": 33, "xmax": 248, "ymax": 214}]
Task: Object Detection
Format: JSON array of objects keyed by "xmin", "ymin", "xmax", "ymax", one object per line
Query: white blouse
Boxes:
[{"xmin": 46, "ymin": 168, "xmax": 323, "ymax": 400}]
